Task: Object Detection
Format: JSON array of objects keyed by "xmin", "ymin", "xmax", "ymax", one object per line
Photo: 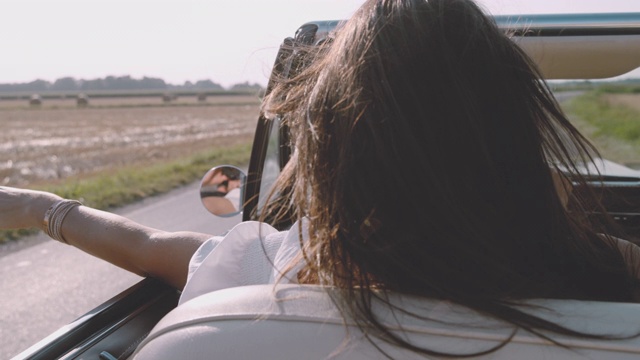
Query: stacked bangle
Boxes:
[{"xmin": 42, "ymin": 199, "xmax": 82, "ymax": 244}]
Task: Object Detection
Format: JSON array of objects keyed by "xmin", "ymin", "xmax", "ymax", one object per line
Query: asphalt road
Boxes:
[
  {"xmin": 0, "ymin": 181, "xmax": 242, "ymax": 359},
  {"xmin": 554, "ymin": 90, "xmax": 584, "ymax": 103}
]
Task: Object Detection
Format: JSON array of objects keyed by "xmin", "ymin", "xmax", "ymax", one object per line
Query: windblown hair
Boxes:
[{"xmin": 262, "ymin": 0, "xmax": 638, "ymax": 357}]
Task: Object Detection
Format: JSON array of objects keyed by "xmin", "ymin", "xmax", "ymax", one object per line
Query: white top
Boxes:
[{"xmin": 179, "ymin": 220, "xmax": 307, "ymax": 305}]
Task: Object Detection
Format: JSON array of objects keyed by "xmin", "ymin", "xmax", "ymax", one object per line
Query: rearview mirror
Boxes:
[{"xmin": 199, "ymin": 165, "xmax": 246, "ymax": 217}]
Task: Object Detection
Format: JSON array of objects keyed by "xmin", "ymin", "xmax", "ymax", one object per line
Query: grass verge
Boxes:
[
  {"xmin": 0, "ymin": 142, "xmax": 252, "ymax": 243},
  {"xmin": 562, "ymin": 91, "xmax": 640, "ymax": 166}
]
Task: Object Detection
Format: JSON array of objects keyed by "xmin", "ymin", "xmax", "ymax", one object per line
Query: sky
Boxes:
[{"xmin": 1, "ymin": 0, "xmax": 640, "ymax": 88}]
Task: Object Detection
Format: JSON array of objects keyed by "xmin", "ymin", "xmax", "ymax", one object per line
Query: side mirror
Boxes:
[{"xmin": 199, "ymin": 165, "xmax": 246, "ymax": 217}]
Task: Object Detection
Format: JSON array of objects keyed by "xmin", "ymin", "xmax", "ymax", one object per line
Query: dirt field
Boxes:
[{"xmin": 0, "ymin": 95, "xmax": 260, "ymax": 187}]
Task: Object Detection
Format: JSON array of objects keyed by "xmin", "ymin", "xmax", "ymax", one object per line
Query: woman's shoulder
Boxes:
[{"xmin": 180, "ymin": 220, "xmax": 300, "ymax": 305}]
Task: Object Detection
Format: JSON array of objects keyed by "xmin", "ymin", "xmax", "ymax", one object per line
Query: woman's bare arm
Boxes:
[{"xmin": 0, "ymin": 186, "xmax": 211, "ymax": 289}]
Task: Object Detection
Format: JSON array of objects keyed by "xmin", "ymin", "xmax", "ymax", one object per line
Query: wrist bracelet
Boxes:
[{"xmin": 43, "ymin": 199, "xmax": 82, "ymax": 244}]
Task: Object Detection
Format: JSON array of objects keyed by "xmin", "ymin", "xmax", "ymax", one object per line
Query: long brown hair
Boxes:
[{"xmin": 262, "ymin": 0, "xmax": 638, "ymax": 356}]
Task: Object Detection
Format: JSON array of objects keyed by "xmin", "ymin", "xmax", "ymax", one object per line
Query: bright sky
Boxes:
[{"xmin": 1, "ymin": 0, "xmax": 639, "ymax": 88}]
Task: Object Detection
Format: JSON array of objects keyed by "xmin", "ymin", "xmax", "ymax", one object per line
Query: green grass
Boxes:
[
  {"xmin": 566, "ymin": 92, "xmax": 640, "ymax": 141},
  {"xmin": 597, "ymin": 85, "xmax": 640, "ymax": 94},
  {"xmin": 562, "ymin": 91, "xmax": 640, "ymax": 166},
  {"xmin": 0, "ymin": 142, "xmax": 252, "ymax": 243}
]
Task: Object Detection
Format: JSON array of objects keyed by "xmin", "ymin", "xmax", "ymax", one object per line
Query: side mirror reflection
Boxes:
[{"xmin": 199, "ymin": 165, "xmax": 246, "ymax": 217}]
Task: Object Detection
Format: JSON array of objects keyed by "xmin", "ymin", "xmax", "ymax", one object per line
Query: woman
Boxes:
[{"xmin": 1, "ymin": 0, "xmax": 640, "ymax": 357}]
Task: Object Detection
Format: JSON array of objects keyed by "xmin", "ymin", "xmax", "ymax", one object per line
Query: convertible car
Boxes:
[{"xmin": 13, "ymin": 12, "xmax": 640, "ymax": 360}]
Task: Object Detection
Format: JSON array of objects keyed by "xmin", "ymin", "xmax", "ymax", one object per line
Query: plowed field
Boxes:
[{"xmin": 0, "ymin": 95, "xmax": 260, "ymax": 186}]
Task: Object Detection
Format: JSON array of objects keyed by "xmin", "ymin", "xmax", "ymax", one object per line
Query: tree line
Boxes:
[{"xmin": 0, "ymin": 76, "xmax": 264, "ymax": 93}]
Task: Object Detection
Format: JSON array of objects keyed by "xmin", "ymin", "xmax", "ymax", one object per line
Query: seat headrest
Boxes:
[{"xmin": 132, "ymin": 284, "xmax": 640, "ymax": 359}]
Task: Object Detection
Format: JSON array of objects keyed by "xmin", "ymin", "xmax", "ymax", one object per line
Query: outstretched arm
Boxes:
[{"xmin": 0, "ymin": 186, "xmax": 210, "ymax": 290}]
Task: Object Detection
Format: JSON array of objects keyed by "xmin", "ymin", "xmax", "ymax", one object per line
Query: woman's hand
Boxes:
[
  {"xmin": 202, "ymin": 168, "xmax": 229, "ymax": 187},
  {"xmin": 0, "ymin": 186, "xmax": 61, "ymax": 230}
]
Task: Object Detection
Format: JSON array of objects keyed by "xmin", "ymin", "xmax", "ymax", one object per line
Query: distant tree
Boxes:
[
  {"xmin": 139, "ymin": 77, "xmax": 166, "ymax": 89},
  {"xmin": 194, "ymin": 79, "xmax": 224, "ymax": 90},
  {"xmin": 51, "ymin": 77, "xmax": 78, "ymax": 91},
  {"xmin": 105, "ymin": 76, "xmax": 137, "ymax": 90},
  {"xmin": 0, "ymin": 83, "xmax": 21, "ymax": 92},
  {"xmin": 80, "ymin": 78, "xmax": 106, "ymax": 91},
  {"xmin": 25, "ymin": 79, "xmax": 51, "ymax": 92},
  {"xmin": 229, "ymin": 81, "xmax": 264, "ymax": 92}
]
